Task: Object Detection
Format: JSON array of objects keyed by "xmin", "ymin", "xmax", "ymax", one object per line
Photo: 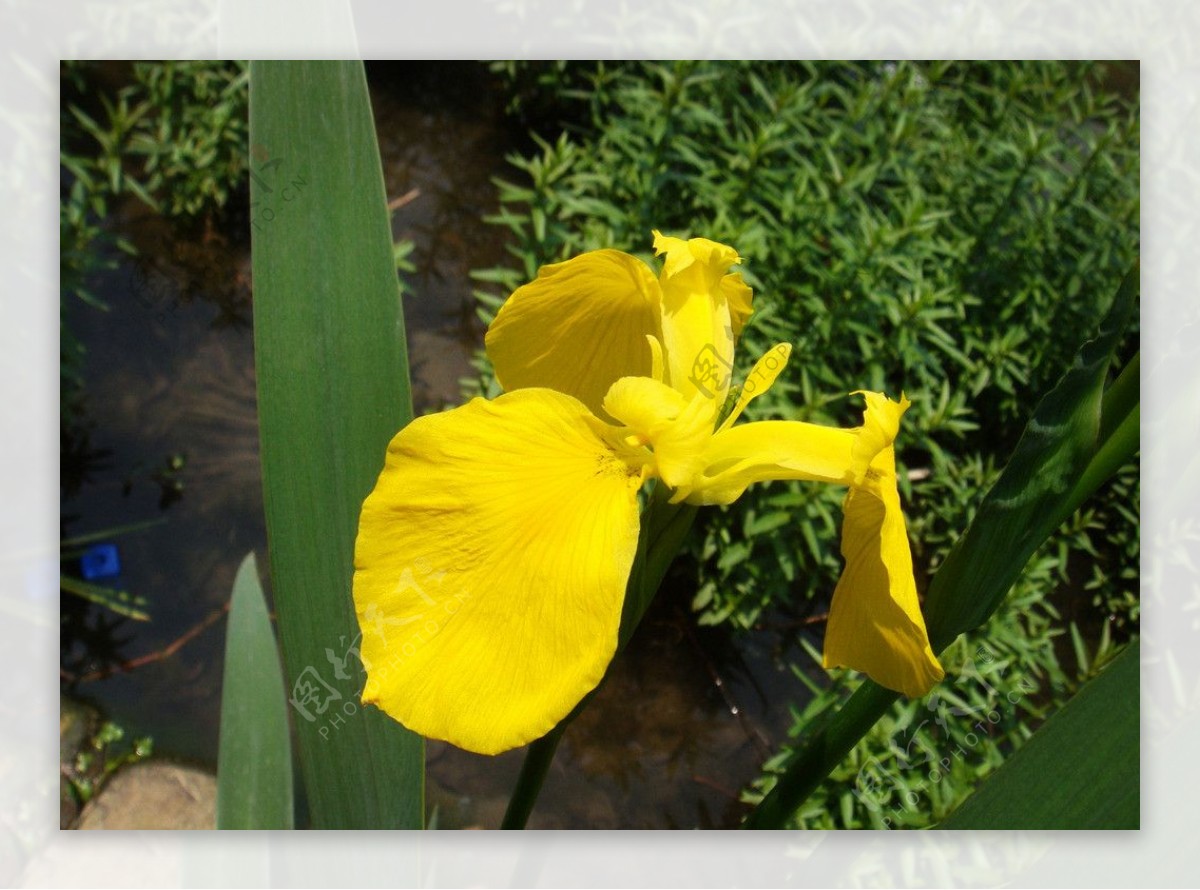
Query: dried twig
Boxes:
[
  {"xmin": 387, "ymin": 188, "xmax": 420, "ymax": 211},
  {"xmin": 62, "ymin": 602, "xmax": 230, "ymax": 685}
]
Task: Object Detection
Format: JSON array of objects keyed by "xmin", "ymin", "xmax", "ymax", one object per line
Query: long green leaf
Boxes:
[
  {"xmin": 743, "ymin": 267, "xmax": 1138, "ymax": 829},
  {"xmin": 251, "ymin": 60, "xmax": 423, "ymax": 828},
  {"xmin": 217, "ymin": 552, "xmax": 294, "ymax": 829},
  {"xmin": 937, "ymin": 640, "xmax": 1139, "ymax": 829},
  {"xmin": 923, "ymin": 266, "xmax": 1138, "ymax": 649}
]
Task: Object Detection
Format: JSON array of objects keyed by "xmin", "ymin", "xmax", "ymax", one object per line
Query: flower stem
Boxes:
[
  {"xmin": 500, "ymin": 724, "xmax": 568, "ymax": 829},
  {"xmin": 740, "ymin": 681, "xmax": 898, "ymax": 830}
]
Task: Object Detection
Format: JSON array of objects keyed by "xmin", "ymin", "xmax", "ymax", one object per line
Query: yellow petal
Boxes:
[
  {"xmin": 485, "ymin": 249, "xmax": 662, "ymax": 418},
  {"xmin": 651, "ymin": 231, "xmax": 742, "ymax": 405},
  {"xmin": 602, "ymin": 376, "xmax": 716, "ymax": 489},
  {"xmin": 601, "ymin": 375, "xmax": 688, "ymax": 436},
  {"xmin": 721, "ymin": 272, "xmax": 754, "ymax": 337},
  {"xmin": 353, "ymin": 389, "xmax": 644, "ymax": 754},
  {"xmin": 717, "ymin": 342, "xmax": 792, "ymax": 432},
  {"xmin": 851, "ymin": 391, "xmax": 911, "ymax": 484},
  {"xmin": 822, "ymin": 449, "xmax": 944, "ymax": 697},
  {"xmin": 678, "ymin": 390, "xmax": 912, "ymax": 506},
  {"xmin": 678, "ymin": 419, "xmax": 859, "ymax": 505}
]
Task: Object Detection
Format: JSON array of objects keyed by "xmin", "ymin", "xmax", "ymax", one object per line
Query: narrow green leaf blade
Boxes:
[
  {"xmin": 60, "ymin": 574, "xmax": 150, "ymax": 621},
  {"xmin": 217, "ymin": 552, "xmax": 294, "ymax": 829},
  {"xmin": 924, "ymin": 266, "xmax": 1138, "ymax": 648},
  {"xmin": 60, "ymin": 518, "xmax": 165, "ymax": 550},
  {"xmin": 938, "ymin": 641, "xmax": 1140, "ymax": 829},
  {"xmin": 251, "ymin": 60, "xmax": 423, "ymax": 828}
]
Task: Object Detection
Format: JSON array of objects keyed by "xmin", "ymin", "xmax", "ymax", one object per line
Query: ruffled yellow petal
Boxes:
[
  {"xmin": 850, "ymin": 391, "xmax": 911, "ymax": 485},
  {"xmin": 485, "ymin": 249, "xmax": 662, "ymax": 418},
  {"xmin": 651, "ymin": 231, "xmax": 742, "ymax": 405},
  {"xmin": 602, "ymin": 376, "xmax": 717, "ymax": 489},
  {"xmin": 353, "ymin": 389, "xmax": 645, "ymax": 755},
  {"xmin": 601, "ymin": 375, "xmax": 687, "ymax": 436},
  {"xmin": 822, "ymin": 446, "xmax": 944, "ymax": 697}
]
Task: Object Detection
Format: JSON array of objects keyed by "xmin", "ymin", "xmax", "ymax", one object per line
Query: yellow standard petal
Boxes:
[
  {"xmin": 485, "ymin": 249, "xmax": 663, "ymax": 418},
  {"xmin": 652, "ymin": 231, "xmax": 742, "ymax": 406},
  {"xmin": 353, "ymin": 389, "xmax": 645, "ymax": 755},
  {"xmin": 823, "ymin": 407, "xmax": 944, "ymax": 698}
]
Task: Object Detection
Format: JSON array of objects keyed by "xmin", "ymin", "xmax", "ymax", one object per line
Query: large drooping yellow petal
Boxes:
[
  {"xmin": 822, "ymin": 447, "xmax": 944, "ymax": 698},
  {"xmin": 353, "ymin": 389, "xmax": 645, "ymax": 755},
  {"xmin": 652, "ymin": 231, "xmax": 741, "ymax": 406},
  {"xmin": 485, "ymin": 249, "xmax": 662, "ymax": 418}
]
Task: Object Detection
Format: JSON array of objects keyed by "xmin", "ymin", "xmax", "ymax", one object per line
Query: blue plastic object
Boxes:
[{"xmin": 80, "ymin": 543, "xmax": 121, "ymax": 581}]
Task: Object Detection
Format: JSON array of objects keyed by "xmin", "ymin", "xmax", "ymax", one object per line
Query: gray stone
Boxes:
[{"xmin": 77, "ymin": 762, "xmax": 217, "ymax": 830}]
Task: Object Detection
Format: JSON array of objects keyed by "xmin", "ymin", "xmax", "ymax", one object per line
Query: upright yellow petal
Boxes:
[
  {"xmin": 822, "ymin": 447, "xmax": 944, "ymax": 698},
  {"xmin": 353, "ymin": 389, "xmax": 645, "ymax": 755},
  {"xmin": 652, "ymin": 231, "xmax": 742, "ymax": 405},
  {"xmin": 485, "ymin": 249, "xmax": 662, "ymax": 418}
]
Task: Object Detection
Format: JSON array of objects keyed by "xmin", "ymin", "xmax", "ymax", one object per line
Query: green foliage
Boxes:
[
  {"xmin": 125, "ymin": 62, "xmax": 251, "ymax": 218},
  {"xmin": 66, "ymin": 719, "xmax": 154, "ymax": 805},
  {"xmin": 937, "ymin": 639, "xmax": 1138, "ymax": 829},
  {"xmin": 59, "ymin": 60, "xmax": 249, "ymax": 308},
  {"xmin": 60, "ymin": 61, "xmax": 250, "ymax": 429},
  {"xmin": 61, "ymin": 60, "xmax": 249, "ymax": 227},
  {"xmin": 742, "ymin": 554, "xmax": 1125, "ymax": 829}
]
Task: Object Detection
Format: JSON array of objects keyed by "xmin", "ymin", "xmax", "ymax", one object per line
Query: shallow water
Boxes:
[{"xmin": 60, "ymin": 62, "xmax": 812, "ymax": 828}]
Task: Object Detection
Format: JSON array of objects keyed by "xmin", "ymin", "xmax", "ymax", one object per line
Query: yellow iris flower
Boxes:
[{"xmin": 353, "ymin": 232, "xmax": 943, "ymax": 755}]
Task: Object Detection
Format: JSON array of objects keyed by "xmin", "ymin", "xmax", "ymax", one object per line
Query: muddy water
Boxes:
[{"xmin": 60, "ymin": 62, "xmax": 809, "ymax": 828}]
